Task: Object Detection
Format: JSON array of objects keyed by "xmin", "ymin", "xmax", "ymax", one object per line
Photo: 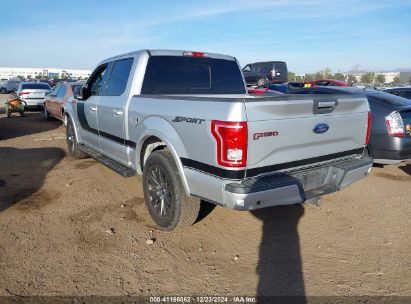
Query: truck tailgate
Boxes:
[{"xmin": 244, "ymin": 95, "xmax": 369, "ymax": 175}]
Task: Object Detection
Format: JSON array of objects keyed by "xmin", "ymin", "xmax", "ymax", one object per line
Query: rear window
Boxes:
[
  {"xmin": 22, "ymin": 83, "xmax": 50, "ymax": 90},
  {"xmin": 141, "ymin": 56, "xmax": 245, "ymax": 95},
  {"xmin": 273, "ymin": 62, "xmax": 287, "ymax": 73},
  {"xmin": 367, "ymin": 92, "xmax": 411, "ymax": 107}
]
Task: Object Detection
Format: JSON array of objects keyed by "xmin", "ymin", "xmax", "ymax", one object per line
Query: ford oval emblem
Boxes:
[{"xmin": 313, "ymin": 123, "xmax": 329, "ymax": 134}]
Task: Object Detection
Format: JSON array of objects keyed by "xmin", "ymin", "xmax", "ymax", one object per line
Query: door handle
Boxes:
[
  {"xmin": 90, "ymin": 105, "xmax": 97, "ymax": 112},
  {"xmin": 113, "ymin": 109, "xmax": 123, "ymax": 116},
  {"xmin": 313, "ymin": 98, "xmax": 338, "ymax": 114}
]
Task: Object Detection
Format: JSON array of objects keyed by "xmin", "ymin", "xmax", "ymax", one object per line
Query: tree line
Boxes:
[{"xmin": 288, "ymin": 68, "xmax": 401, "ymax": 84}]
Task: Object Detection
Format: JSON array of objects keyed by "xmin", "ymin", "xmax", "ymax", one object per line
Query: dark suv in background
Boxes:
[{"xmin": 242, "ymin": 61, "xmax": 288, "ymax": 87}]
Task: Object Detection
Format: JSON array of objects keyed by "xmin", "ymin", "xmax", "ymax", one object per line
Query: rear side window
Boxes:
[
  {"xmin": 22, "ymin": 83, "xmax": 50, "ymax": 90},
  {"xmin": 105, "ymin": 58, "xmax": 134, "ymax": 96},
  {"xmin": 141, "ymin": 56, "xmax": 246, "ymax": 95}
]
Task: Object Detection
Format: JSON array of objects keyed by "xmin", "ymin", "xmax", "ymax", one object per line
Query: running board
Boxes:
[{"xmin": 79, "ymin": 145, "xmax": 136, "ymax": 177}]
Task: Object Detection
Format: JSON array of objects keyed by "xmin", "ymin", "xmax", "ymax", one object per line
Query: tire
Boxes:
[
  {"xmin": 256, "ymin": 77, "xmax": 267, "ymax": 88},
  {"xmin": 7, "ymin": 110, "xmax": 11, "ymax": 118},
  {"xmin": 66, "ymin": 118, "xmax": 88, "ymax": 159},
  {"xmin": 20, "ymin": 111, "xmax": 24, "ymax": 117},
  {"xmin": 0, "ymin": 88, "xmax": 6, "ymax": 94},
  {"xmin": 43, "ymin": 105, "xmax": 52, "ymax": 120},
  {"xmin": 143, "ymin": 149, "xmax": 200, "ymax": 231}
]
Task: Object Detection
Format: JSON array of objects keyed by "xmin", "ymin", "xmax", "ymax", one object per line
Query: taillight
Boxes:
[
  {"xmin": 385, "ymin": 111, "xmax": 404, "ymax": 137},
  {"xmin": 19, "ymin": 92, "xmax": 29, "ymax": 96},
  {"xmin": 183, "ymin": 51, "xmax": 206, "ymax": 57},
  {"xmin": 365, "ymin": 111, "xmax": 372, "ymax": 145},
  {"xmin": 211, "ymin": 121, "xmax": 248, "ymax": 167}
]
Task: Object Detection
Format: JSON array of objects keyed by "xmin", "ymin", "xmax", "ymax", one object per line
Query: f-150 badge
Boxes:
[{"xmin": 253, "ymin": 131, "xmax": 279, "ymax": 140}]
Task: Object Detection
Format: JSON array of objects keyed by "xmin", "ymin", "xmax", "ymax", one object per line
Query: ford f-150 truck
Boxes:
[{"xmin": 64, "ymin": 50, "xmax": 373, "ymax": 230}]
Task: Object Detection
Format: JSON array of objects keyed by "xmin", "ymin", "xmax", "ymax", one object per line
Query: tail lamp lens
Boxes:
[
  {"xmin": 385, "ymin": 111, "xmax": 404, "ymax": 137},
  {"xmin": 365, "ymin": 111, "xmax": 371, "ymax": 145},
  {"xmin": 211, "ymin": 121, "xmax": 248, "ymax": 167}
]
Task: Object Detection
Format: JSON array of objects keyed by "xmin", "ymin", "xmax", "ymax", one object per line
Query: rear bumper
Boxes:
[
  {"xmin": 22, "ymin": 98, "xmax": 44, "ymax": 107},
  {"xmin": 371, "ymin": 136, "xmax": 411, "ymax": 164},
  {"xmin": 184, "ymin": 155, "xmax": 373, "ymax": 210}
]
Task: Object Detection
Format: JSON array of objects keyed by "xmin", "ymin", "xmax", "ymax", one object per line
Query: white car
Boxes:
[{"xmin": 17, "ymin": 82, "xmax": 51, "ymax": 108}]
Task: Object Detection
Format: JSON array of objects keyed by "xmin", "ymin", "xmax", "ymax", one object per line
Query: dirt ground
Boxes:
[{"xmin": 0, "ymin": 93, "xmax": 410, "ymax": 298}]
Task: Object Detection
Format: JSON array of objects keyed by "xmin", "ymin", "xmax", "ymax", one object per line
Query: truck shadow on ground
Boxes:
[
  {"xmin": 251, "ymin": 204, "xmax": 306, "ymax": 303},
  {"xmin": 399, "ymin": 163, "xmax": 411, "ymax": 176},
  {"xmin": 0, "ymin": 110, "xmax": 60, "ymax": 140},
  {"xmin": 0, "ymin": 147, "xmax": 65, "ymax": 212}
]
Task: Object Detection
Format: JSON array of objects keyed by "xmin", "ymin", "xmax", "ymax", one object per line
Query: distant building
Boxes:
[
  {"xmin": 342, "ymin": 72, "xmax": 399, "ymax": 84},
  {"xmin": 0, "ymin": 67, "xmax": 92, "ymax": 80}
]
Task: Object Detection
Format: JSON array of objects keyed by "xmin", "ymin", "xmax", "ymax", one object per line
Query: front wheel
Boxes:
[
  {"xmin": 43, "ymin": 105, "xmax": 52, "ymax": 120},
  {"xmin": 66, "ymin": 118, "xmax": 88, "ymax": 159},
  {"xmin": 143, "ymin": 150, "xmax": 200, "ymax": 231}
]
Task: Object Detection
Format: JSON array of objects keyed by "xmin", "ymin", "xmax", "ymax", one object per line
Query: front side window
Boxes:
[
  {"xmin": 105, "ymin": 58, "xmax": 134, "ymax": 96},
  {"xmin": 51, "ymin": 84, "xmax": 61, "ymax": 96},
  {"xmin": 89, "ymin": 64, "xmax": 108, "ymax": 96}
]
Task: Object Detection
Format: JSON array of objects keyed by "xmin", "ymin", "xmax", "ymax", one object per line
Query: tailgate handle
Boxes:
[{"xmin": 313, "ymin": 99, "xmax": 338, "ymax": 114}]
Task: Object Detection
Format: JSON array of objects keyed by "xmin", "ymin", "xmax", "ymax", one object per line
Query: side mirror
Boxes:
[{"xmin": 77, "ymin": 86, "xmax": 87, "ymax": 101}]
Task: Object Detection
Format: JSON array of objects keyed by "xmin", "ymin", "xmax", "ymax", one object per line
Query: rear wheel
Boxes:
[
  {"xmin": 143, "ymin": 150, "xmax": 200, "ymax": 231},
  {"xmin": 0, "ymin": 88, "xmax": 6, "ymax": 94},
  {"xmin": 66, "ymin": 118, "xmax": 88, "ymax": 159},
  {"xmin": 256, "ymin": 77, "xmax": 267, "ymax": 87}
]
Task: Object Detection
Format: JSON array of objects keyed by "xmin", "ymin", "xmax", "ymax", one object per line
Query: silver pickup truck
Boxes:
[{"xmin": 64, "ymin": 50, "xmax": 373, "ymax": 230}]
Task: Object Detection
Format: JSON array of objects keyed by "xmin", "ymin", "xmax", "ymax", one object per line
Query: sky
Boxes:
[{"xmin": 1, "ymin": 0, "xmax": 411, "ymax": 74}]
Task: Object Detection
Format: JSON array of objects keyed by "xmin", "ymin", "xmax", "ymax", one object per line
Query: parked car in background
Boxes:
[
  {"xmin": 366, "ymin": 91, "xmax": 411, "ymax": 164},
  {"xmin": 305, "ymin": 79, "xmax": 349, "ymax": 88},
  {"xmin": 242, "ymin": 61, "xmax": 288, "ymax": 86},
  {"xmin": 287, "ymin": 81, "xmax": 305, "ymax": 90},
  {"xmin": 383, "ymin": 87, "xmax": 411, "ymax": 99},
  {"xmin": 293, "ymin": 87, "xmax": 411, "ymax": 165},
  {"xmin": 43, "ymin": 81, "xmax": 84, "ymax": 121},
  {"xmin": 0, "ymin": 79, "xmax": 21, "ymax": 93},
  {"xmin": 267, "ymin": 83, "xmax": 289, "ymax": 94},
  {"xmin": 247, "ymin": 88, "xmax": 283, "ymax": 95},
  {"xmin": 16, "ymin": 82, "xmax": 51, "ymax": 108}
]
